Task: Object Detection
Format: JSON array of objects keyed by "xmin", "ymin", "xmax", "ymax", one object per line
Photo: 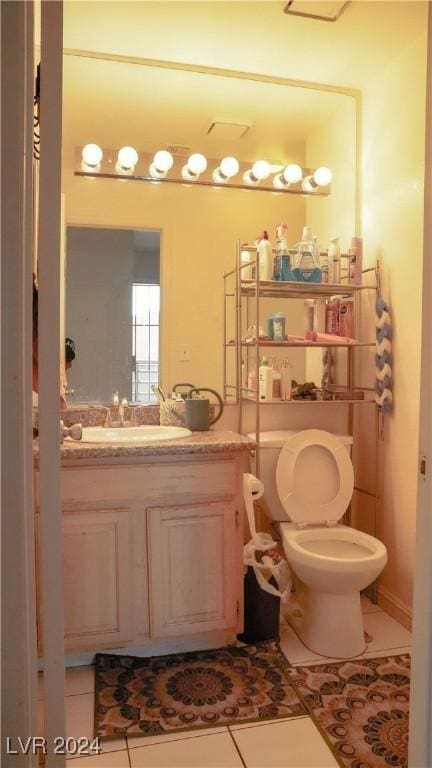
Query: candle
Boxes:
[
  {"xmin": 121, "ymin": 398, "xmax": 128, "ymax": 407},
  {"xmin": 113, "ymin": 393, "xmax": 119, "ymax": 406}
]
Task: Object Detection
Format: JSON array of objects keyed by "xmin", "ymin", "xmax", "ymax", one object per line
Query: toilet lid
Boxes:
[{"xmin": 275, "ymin": 429, "xmax": 354, "ymax": 525}]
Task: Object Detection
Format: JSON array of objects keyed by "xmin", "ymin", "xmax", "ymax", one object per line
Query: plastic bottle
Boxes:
[
  {"xmin": 272, "ymin": 312, "xmax": 286, "ymax": 341},
  {"xmin": 280, "ymin": 361, "xmax": 292, "ymax": 400},
  {"xmin": 272, "ymin": 368, "xmax": 282, "ymax": 399},
  {"xmin": 326, "ymin": 298, "xmax": 340, "ymax": 334},
  {"xmin": 349, "ymin": 236, "xmax": 363, "ymax": 285},
  {"xmin": 320, "ymin": 249, "xmax": 329, "ymax": 284},
  {"xmin": 328, "ymin": 237, "xmax": 341, "ymax": 284},
  {"xmin": 304, "ymin": 300, "xmax": 314, "ymax": 333},
  {"xmin": 274, "ymin": 224, "xmax": 291, "ymax": 281},
  {"xmin": 247, "ymin": 368, "xmax": 257, "ymax": 395},
  {"xmin": 258, "ymin": 357, "xmax": 273, "ymax": 401},
  {"xmin": 240, "ymin": 244, "xmax": 253, "ymax": 280},
  {"xmin": 257, "ymin": 231, "xmax": 273, "ymax": 281},
  {"xmin": 292, "ymin": 226, "xmax": 322, "ymax": 283},
  {"xmin": 313, "ymin": 299, "xmax": 327, "ymax": 333},
  {"xmin": 267, "ymin": 314, "xmax": 274, "ymax": 339}
]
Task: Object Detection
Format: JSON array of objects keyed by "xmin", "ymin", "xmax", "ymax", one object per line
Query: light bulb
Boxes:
[
  {"xmin": 187, "ymin": 153, "xmax": 207, "ymax": 176},
  {"xmin": 82, "ymin": 143, "xmax": 103, "ymax": 167},
  {"xmin": 301, "ymin": 175, "xmax": 315, "ymax": 193},
  {"xmin": 251, "ymin": 160, "xmax": 270, "ymax": 181},
  {"xmin": 313, "ymin": 166, "xmax": 332, "ymax": 186},
  {"xmin": 220, "ymin": 156, "xmax": 239, "ymax": 178},
  {"xmin": 283, "ymin": 164, "xmax": 303, "ymax": 184},
  {"xmin": 117, "ymin": 146, "xmax": 138, "ymax": 171},
  {"xmin": 154, "ymin": 150, "xmax": 173, "ymax": 173}
]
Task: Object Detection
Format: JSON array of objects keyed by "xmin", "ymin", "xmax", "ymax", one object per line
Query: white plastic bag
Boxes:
[{"xmin": 243, "ymin": 473, "xmax": 292, "ymax": 602}]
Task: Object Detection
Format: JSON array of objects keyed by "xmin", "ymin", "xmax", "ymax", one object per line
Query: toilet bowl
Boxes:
[{"xmin": 247, "ymin": 428, "xmax": 387, "ymax": 658}]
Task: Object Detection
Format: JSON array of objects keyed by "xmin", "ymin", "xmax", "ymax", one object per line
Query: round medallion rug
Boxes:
[{"xmin": 94, "ymin": 641, "xmax": 306, "ymax": 739}]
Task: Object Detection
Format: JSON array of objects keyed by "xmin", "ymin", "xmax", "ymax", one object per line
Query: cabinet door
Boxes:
[
  {"xmin": 62, "ymin": 509, "xmax": 132, "ymax": 650},
  {"xmin": 147, "ymin": 502, "xmax": 239, "ymax": 638}
]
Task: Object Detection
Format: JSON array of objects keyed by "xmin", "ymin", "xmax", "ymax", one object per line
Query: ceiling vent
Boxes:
[
  {"xmin": 206, "ymin": 122, "xmax": 251, "ymax": 140},
  {"xmin": 283, "ymin": 1, "xmax": 350, "ymax": 21}
]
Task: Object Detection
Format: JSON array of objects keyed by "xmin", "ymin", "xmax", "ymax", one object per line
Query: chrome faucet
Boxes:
[{"xmin": 118, "ymin": 397, "xmax": 128, "ymax": 427}]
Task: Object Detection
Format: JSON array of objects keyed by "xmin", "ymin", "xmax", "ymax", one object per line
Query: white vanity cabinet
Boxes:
[
  {"xmin": 147, "ymin": 501, "xmax": 239, "ymax": 638},
  {"xmin": 62, "ymin": 508, "xmax": 133, "ymax": 649},
  {"xmin": 35, "ymin": 449, "xmax": 248, "ymax": 655}
]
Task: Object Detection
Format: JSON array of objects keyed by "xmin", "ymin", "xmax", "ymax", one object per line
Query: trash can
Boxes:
[{"xmin": 237, "ymin": 566, "xmax": 280, "ymax": 644}]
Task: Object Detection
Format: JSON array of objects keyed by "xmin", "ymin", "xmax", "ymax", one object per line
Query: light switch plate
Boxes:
[{"xmin": 179, "ymin": 344, "xmax": 190, "ymax": 362}]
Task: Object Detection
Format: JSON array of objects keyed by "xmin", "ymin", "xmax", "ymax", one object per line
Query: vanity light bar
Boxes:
[{"xmin": 76, "ymin": 146, "xmax": 332, "ymax": 196}]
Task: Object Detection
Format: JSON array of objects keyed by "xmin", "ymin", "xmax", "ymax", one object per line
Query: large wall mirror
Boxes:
[{"xmin": 62, "ymin": 54, "xmax": 357, "ymax": 404}]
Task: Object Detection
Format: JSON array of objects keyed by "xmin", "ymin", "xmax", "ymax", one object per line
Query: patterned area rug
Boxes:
[
  {"xmin": 290, "ymin": 654, "xmax": 410, "ymax": 768},
  {"xmin": 94, "ymin": 642, "xmax": 306, "ymax": 739}
]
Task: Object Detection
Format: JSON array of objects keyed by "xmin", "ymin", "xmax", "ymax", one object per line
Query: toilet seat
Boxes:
[{"xmin": 276, "ymin": 429, "xmax": 354, "ymax": 525}]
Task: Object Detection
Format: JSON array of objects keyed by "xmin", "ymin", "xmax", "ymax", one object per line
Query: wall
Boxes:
[
  {"xmin": 63, "ymin": 168, "xmax": 307, "ymax": 395},
  {"xmin": 63, "ymin": 0, "xmax": 429, "ymax": 620},
  {"xmin": 65, "ymin": 226, "xmax": 159, "ymax": 402}
]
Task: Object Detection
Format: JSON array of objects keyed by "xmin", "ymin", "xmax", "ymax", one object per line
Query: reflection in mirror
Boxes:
[
  {"xmin": 65, "ymin": 226, "xmax": 160, "ymax": 404},
  {"xmin": 62, "ymin": 55, "xmax": 357, "ymax": 398}
]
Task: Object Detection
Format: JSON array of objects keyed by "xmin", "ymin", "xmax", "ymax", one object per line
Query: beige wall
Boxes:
[
  {"xmin": 63, "ymin": 0, "xmax": 429, "ymax": 619},
  {"xmin": 63, "ymin": 167, "xmax": 307, "ymax": 394}
]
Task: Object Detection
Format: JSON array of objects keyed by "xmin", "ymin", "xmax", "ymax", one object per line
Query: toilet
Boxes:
[{"xmin": 247, "ymin": 429, "xmax": 387, "ymax": 658}]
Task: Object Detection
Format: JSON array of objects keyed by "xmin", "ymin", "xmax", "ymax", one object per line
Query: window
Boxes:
[{"xmin": 132, "ymin": 284, "xmax": 160, "ymax": 403}]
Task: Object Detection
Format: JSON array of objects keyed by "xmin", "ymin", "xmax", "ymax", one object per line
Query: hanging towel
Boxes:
[{"xmin": 375, "ymin": 298, "xmax": 392, "ymax": 412}]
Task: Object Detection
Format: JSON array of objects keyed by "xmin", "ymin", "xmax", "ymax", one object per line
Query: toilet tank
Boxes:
[{"xmin": 246, "ymin": 430, "xmax": 354, "ymax": 522}]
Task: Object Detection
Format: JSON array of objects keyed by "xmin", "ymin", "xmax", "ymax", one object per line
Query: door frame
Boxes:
[
  {"xmin": 408, "ymin": 4, "xmax": 432, "ymax": 766},
  {"xmin": 1, "ymin": 1, "xmax": 38, "ymax": 765}
]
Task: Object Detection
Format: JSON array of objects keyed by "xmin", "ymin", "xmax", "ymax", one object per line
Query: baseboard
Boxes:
[{"xmin": 377, "ymin": 585, "xmax": 412, "ymax": 631}]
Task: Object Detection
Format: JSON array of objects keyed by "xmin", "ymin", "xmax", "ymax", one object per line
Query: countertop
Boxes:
[{"xmin": 33, "ymin": 429, "xmax": 256, "ymax": 463}]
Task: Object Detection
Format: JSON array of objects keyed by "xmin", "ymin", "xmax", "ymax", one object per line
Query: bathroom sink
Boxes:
[{"xmin": 79, "ymin": 425, "xmax": 192, "ymax": 443}]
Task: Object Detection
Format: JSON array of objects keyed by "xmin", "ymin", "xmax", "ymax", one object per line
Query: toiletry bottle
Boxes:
[
  {"xmin": 313, "ymin": 299, "xmax": 327, "ymax": 333},
  {"xmin": 313, "ymin": 235, "xmax": 321, "ymax": 271},
  {"xmin": 280, "ymin": 361, "xmax": 292, "ymax": 400},
  {"xmin": 267, "ymin": 314, "xmax": 274, "ymax": 339},
  {"xmin": 275, "ymin": 224, "xmax": 291, "ymax": 281},
  {"xmin": 328, "ymin": 237, "xmax": 341, "ymax": 284},
  {"xmin": 247, "ymin": 367, "xmax": 257, "ymax": 396},
  {"xmin": 257, "ymin": 231, "xmax": 273, "ymax": 282},
  {"xmin": 292, "ymin": 226, "xmax": 322, "ymax": 283},
  {"xmin": 338, "ymin": 298, "xmax": 355, "ymax": 338},
  {"xmin": 258, "ymin": 357, "xmax": 273, "ymax": 401},
  {"xmin": 240, "ymin": 243, "xmax": 253, "ymax": 280},
  {"xmin": 304, "ymin": 299, "xmax": 314, "ymax": 333},
  {"xmin": 326, "ymin": 298, "xmax": 340, "ymax": 334},
  {"xmin": 321, "ymin": 248, "xmax": 329, "ymax": 283},
  {"xmin": 349, "ymin": 236, "xmax": 363, "ymax": 285},
  {"xmin": 272, "ymin": 366, "xmax": 282, "ymax": 399},
  {"xmin": 272, "ymin": 312, "xmax": 286, "ymax": 341}
]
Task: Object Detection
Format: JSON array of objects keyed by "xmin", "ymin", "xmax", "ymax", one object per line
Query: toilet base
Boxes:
[{"xmin": 299, "ymin": 589, "xmax": 366, "ymax": 658}]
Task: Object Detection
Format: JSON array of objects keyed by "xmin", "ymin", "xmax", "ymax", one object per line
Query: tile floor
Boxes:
[{"xmin": 38, "ymin": 600, "xmax": 411, "ymax": 767}]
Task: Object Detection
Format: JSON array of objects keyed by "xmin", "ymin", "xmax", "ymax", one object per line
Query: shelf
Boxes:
[
  {"xmin": 240, "ymin": 279, "xmax": 373, "ymax": 299},
  {"xmin": 241, "ymin": 396, "xmax": 376, "ymax": 406},
  {"xmin": 226, "ymin": 340, "xmax": 375, "ymax": 349}
]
